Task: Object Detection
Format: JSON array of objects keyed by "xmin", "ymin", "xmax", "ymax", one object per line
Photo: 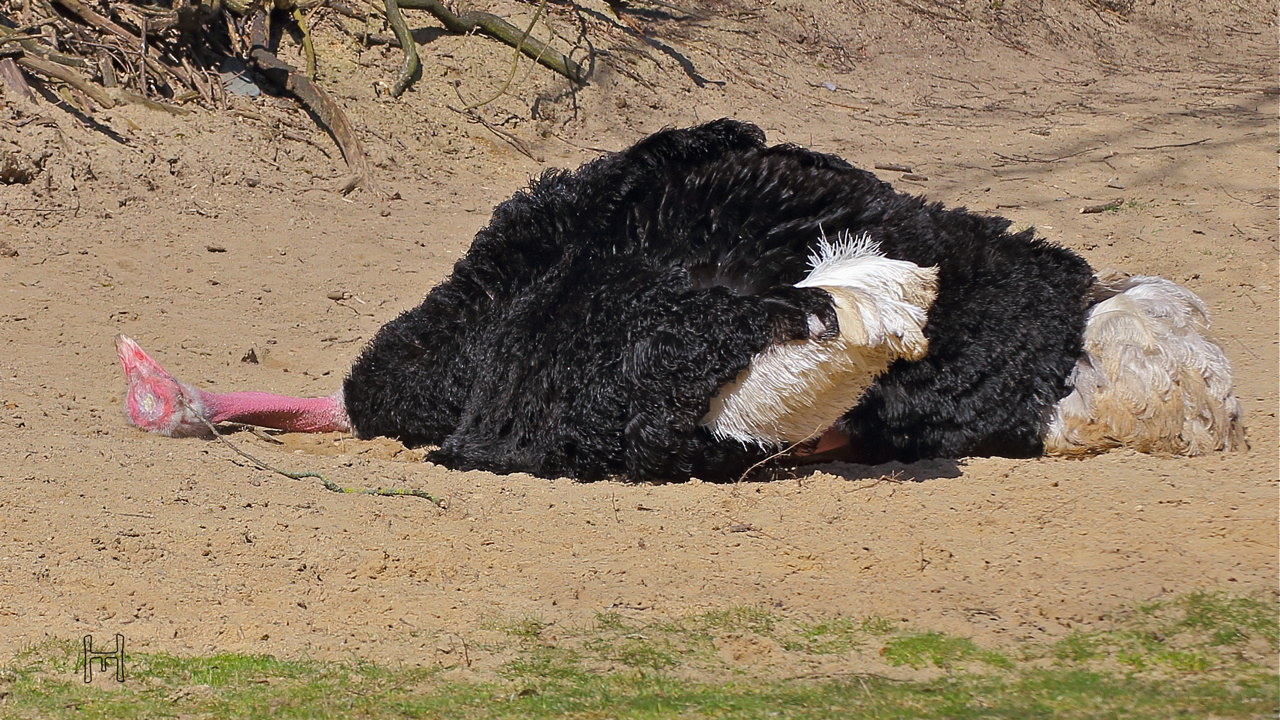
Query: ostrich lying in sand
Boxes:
[{"xmin": 117, "ymin": 120, "xmax": 1246, "ymax": 482}]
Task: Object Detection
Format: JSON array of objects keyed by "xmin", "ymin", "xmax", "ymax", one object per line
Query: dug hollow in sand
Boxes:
[{"xmin": 116, "ymin": 119, "xmax": 1246, "ymax": 482}]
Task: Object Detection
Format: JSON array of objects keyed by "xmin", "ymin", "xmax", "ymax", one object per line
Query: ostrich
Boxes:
[{"xmin": 117, "ymin": 120, "xmax": 1246, "ymax": 482}]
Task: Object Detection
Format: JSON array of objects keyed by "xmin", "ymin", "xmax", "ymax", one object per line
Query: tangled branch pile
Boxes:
[{"xmin": 0, "ymin": 0, "xmax": 586, "ymax": 194}]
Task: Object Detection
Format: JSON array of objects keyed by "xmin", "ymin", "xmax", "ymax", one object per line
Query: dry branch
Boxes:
[
  {"xmin": 247, "ymin": 8, "xmax": 382, "ymax": 196},
  {"xmin": 16, "ymin": 52, "xmax": 115, "ymax": 107},
  {"xmin": 50, "ymin": 0, "xmax": 190, "ymax": 90},
  {"xmin": 383, "ymin": 0, "xmax": 419, "ymax": 96},
  {"xmin": 399, "ymin": 0, "xmax": 585, "ymax": 84},
  {"xmin": 0, "ymin": 23, "xmax": 92, "ymax": 68}
]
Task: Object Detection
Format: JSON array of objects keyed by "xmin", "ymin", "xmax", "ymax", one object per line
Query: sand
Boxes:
[{"xmin": 0, "ymin": 0, "xmax": 1275, "ymax": 671}]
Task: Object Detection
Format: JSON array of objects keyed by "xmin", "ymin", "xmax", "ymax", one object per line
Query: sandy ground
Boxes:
[{"xmin": 0, "ymin": 0, "xmax": 1276, "ymax": 672}]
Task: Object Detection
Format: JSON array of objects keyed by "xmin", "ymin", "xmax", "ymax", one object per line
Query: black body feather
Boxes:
[{"xmin": 342, "ymin": 120, "xmax": 1095, "ymax": 481}]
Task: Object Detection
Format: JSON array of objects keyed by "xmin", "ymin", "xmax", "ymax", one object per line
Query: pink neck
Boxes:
[{"xmin": 198, "ymin": 390, "xmax": 351, "ymax": 433}]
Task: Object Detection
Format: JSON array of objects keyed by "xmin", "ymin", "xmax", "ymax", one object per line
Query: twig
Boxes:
[
  {"xmin": 891, "ymin": 0, "xmax": 970, "ymax": 22},
  {"xmin": 139, "ymin": 14, "xmax": 148, "ymax": 97},
  {"xmin": 850, "ymin": 472, "xmax": 905, "ymax": 493},
  {"xmin": 725, "ymin": 517, "xmax": 776, "ymax": 540},
  {"xmin": 463, "ymin": 0, "xmax": 548, "ymax": 110},
  {"xmin": 449, "ymin": 83, "xmax": 541, "ymax": 161},
  {"xmin": 1232, "ymin": 336, "xmax": 1260, "ymax": 361},
  {"xmin": 1217, "ymin": 184, "xmax": 1272, "ymax": 208},
  {"xmin": 0, "ymin": 31, "xmax": 44, "ymax": 45},
  {"xmin": 993, "ymin": 147, "xmax": 1096, "ymax": 164},
  {"xmin": 803, "ymin": 90, "xmax": 869, "ymax": 112},
  {"xmin": 734, "ymin": 425, "xmax": 825, "ymax": 483},
  {"xmin": 1134, "ymin": 137, "xmax": 1210, "ymax": 150},
  {"xmin": 105, "ymin": 510, "xmax": 156, "ymax": 519},
  {"xmin": 181, "ymin": 396, "xmax": 443, "ymax": 505}
]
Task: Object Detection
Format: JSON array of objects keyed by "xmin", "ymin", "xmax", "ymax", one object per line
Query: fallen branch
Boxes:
[
  {"xmin": 383, "ymin": 0, "xmax": 419, "ymax": 97},
  {"xmin": 247, "ymin": 8, "xmax": 383, "ymax": 196},
  {"xmin": 399, "ymin": 0, "xmax": 585, "ymax": 84}
]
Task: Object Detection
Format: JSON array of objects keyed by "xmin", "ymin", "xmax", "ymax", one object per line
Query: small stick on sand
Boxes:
[{"xmin": 1081, "ymin": 198, "xmax": 1124, "ymax": 214}]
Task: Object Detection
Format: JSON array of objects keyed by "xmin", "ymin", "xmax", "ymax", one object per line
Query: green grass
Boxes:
[
  {"xmin": 2, "ymin": 591, "xmax": 1275, "ymax": 719},
  {"xmin": 881, "ymin": 631, "xmax": 1013, "ymax": 670}
]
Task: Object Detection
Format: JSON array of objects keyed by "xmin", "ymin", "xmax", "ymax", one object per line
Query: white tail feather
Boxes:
[{"xmin": 1043, "ymin": 271, "xmax": 1246, "ymax": 456}]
